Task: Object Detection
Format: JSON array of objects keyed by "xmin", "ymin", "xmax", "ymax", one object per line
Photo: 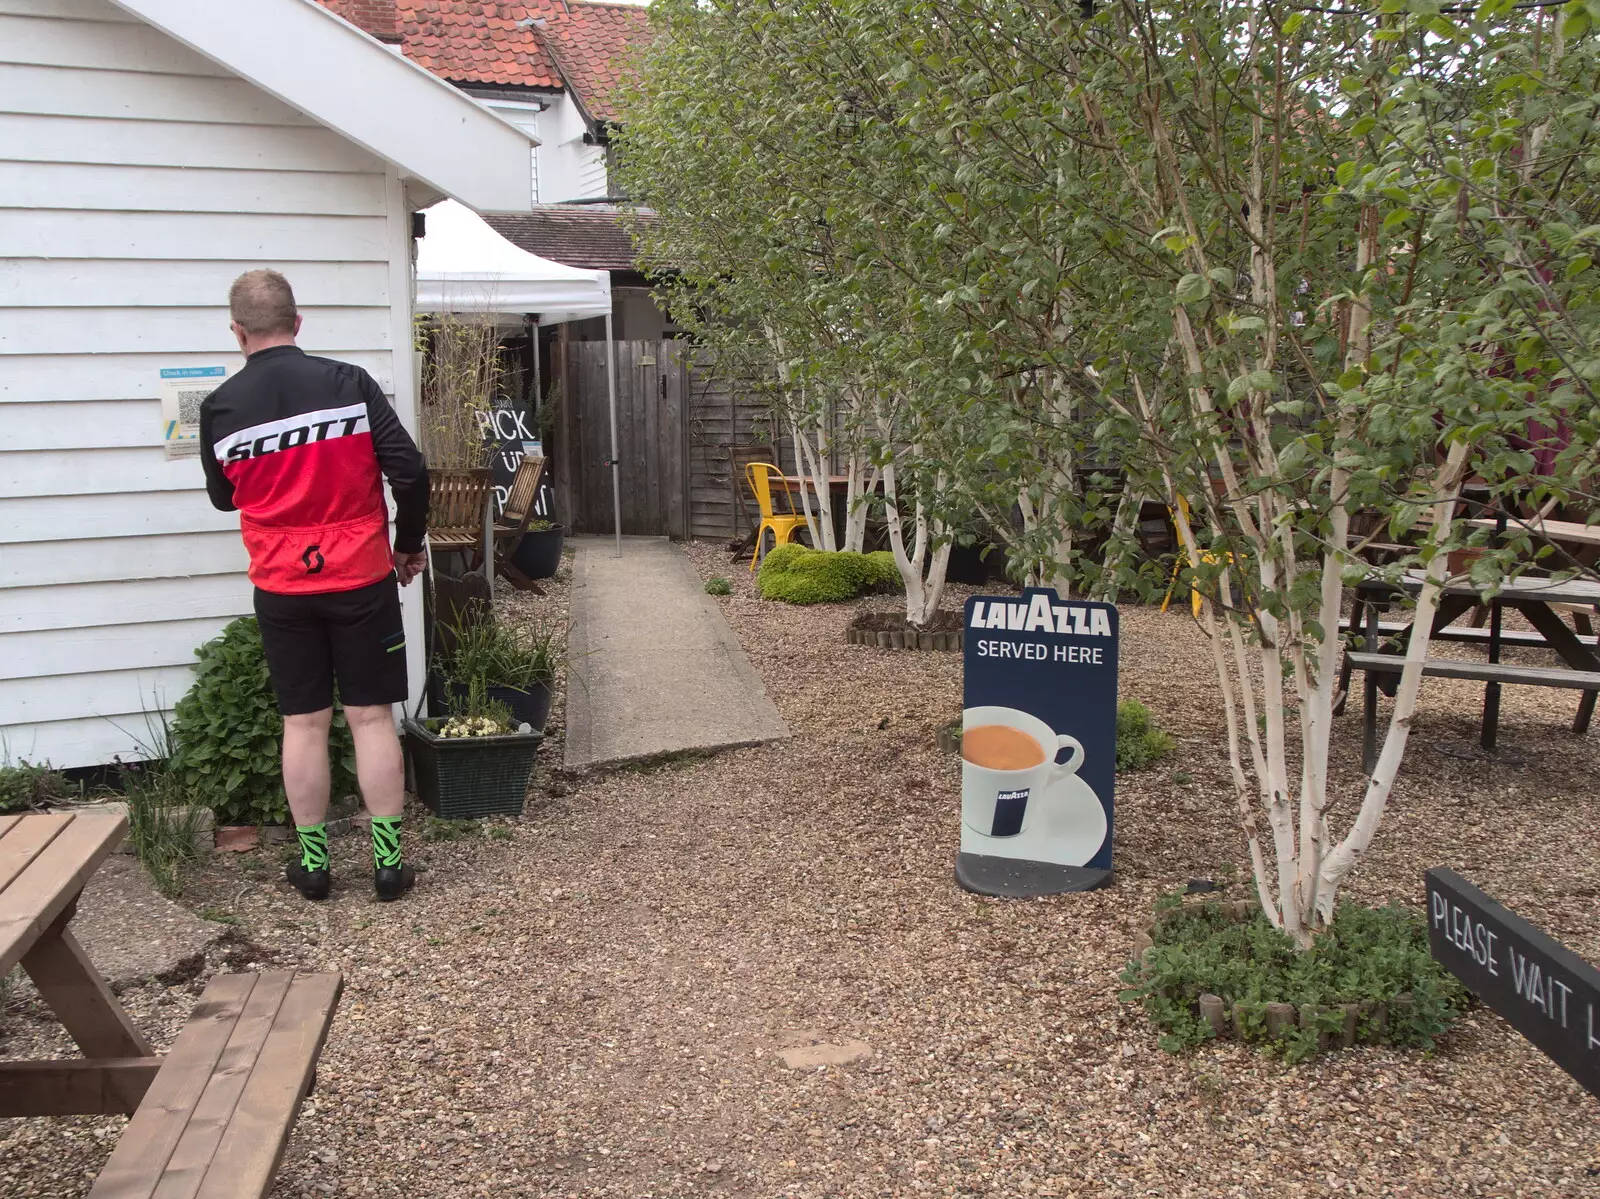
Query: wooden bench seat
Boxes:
[
  {"xmin": 1344, "ymin": 651, "xmax": 1600, "ymax": 772},
  {"xmin": 1344, "ymin": 651, "xmax": 1600, "ymax": 691},
  {"xmin": 88, "ymin": 971, "xmax": 342, "ymax": 1199},
  {"xmin": 1337, "ymin": 618, "xmax": 1599, "ymax": 650}
]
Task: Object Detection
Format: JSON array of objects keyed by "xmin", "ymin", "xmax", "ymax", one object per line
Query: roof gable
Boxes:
[
  {"xmin": 109, "ymin": 0, "xmax": 536, "ymax": 212},
  {"xmin": 534, "ymin": 1, "xmax": 652, "ymax": 126}
]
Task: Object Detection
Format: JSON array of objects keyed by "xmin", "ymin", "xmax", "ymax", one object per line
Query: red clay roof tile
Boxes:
[
  {"xmin": 533, "ymin": 2, "xmax": 654, "ymax": 124},
  {"xmin": 316, "ymin": 1, "xmax": 565, "ymax": 89},
  {"xmin": 314, "ymin": 2, "xmax": 652, "ymax": 109}
]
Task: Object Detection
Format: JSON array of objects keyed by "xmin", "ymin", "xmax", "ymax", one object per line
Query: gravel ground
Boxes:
[{"xmin": 4, "ymin": 542, "xmax": 1600, "ymax": 1198}]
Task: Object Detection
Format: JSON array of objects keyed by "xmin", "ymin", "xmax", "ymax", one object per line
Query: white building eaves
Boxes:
[{"xmin": 106, "ymin": 0, "xmax": 538, "ymax": 213}]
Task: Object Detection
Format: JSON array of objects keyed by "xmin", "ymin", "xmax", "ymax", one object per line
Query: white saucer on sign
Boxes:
[{"xmin": 960, "ymin": 773, "xmax": 1107, "ymax": 868}]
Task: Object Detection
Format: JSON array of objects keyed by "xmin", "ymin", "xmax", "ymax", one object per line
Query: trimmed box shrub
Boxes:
[{"xmin": 757, "ymin": 544, "xmax": 904, "ymax": 604}]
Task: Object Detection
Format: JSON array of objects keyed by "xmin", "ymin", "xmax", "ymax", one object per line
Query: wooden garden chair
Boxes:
[
  {"xmin": 494, "ymin": 454, "xmax": 549, "ymax": 593},
  {"xmin": 427, "ymin": 468, "xmax": 493, "ymax": 573}
]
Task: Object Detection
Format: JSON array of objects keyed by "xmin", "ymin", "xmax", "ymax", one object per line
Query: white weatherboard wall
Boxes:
[
  {"xmin": 0, "ymin": 0, "xmax": 425, "ymax": 767},
  {"xmin": 536, "ymin": 90, "xmax": 609, "ymax": 204}
]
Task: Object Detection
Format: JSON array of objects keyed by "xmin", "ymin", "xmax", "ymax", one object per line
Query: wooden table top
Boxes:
[
  {"xmin": 0, "ymin": 811, "xmax": 127, "ymax": 976},
  {"xmin": 1393, "ymin": 569, "xmax": 1600, "ymax": 608},
  {"xmin": 781, "ymin": 474, "xmax": 856, "ymax": 488},
  {"xmin": 1468, "ymin": 517, "xmax": 1600, "ymax": 548}
]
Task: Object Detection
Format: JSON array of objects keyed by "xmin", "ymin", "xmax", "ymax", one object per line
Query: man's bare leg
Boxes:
[
  {"xmin": 345, "ymin": 703, "xmax": 404, "ymax": 818},
  {"xmin": 345, "ymin": 703, "xmax": 412, "ymax": 900},
  {"xmin": 283, "ymin": 708, "xmax": 334, "ymax": 899},
  {"xmin": 283, "ymin": 708, "xmax": 333, "ymax": 826}
]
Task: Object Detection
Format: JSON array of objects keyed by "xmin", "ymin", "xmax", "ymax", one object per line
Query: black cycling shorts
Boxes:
[{"xmin": 254, "ymin": 576, "xmax": 408, "ymax": 716}]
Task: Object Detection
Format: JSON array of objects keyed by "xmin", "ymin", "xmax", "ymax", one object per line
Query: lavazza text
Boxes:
[{"xmin": 969, "ymin": 596, "xmax": 1112, "ymax": 664}]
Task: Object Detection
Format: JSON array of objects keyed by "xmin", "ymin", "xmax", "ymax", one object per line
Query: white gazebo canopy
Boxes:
[
  {"xmin": 415, "ymin": 199, "xmax": 611, "ymax": 324},
  {"xmin": 415, "ymin": 199, "xmax": 626, "ymax": 555}
]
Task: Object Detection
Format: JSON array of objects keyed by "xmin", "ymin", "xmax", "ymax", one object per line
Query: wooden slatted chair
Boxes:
[
  {"xmin": 494, "ymin": 455, "xmax": 550, "ymax": 593},
  {"xmin": 427, "ymin": 467, "xmax": 493, "ymax": 572},
  {"xmin": 86, "ymin": 970, "xmax": 343, "ymax": 1199}
]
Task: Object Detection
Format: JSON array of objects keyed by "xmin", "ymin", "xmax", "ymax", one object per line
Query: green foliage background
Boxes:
[{"xmin": 170, "ymin": 618, "xmax": 357, "ymax": 826}]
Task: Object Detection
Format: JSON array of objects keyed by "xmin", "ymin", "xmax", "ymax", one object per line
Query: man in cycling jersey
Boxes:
[{"xmin": 200, "ymin": 269, "xmax": 428, "ymax": 902}]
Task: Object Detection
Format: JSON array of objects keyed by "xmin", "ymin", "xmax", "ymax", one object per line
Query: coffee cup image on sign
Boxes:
[{"xmin": 961, "ymin": 705, "xmax": 1085, "ymax": 838}]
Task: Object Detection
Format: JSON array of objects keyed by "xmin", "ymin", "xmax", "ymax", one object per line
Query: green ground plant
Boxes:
[
  {"xmin": 704, "ymin": 577, "xmax": 733, "ymax": 596},
  {"xmin": 437, "ymin": 616, "xmax": 558, "ymax": 691},
  {"xmin": 756, "ymin": 544, "xmax": 902, "ymax": 604},
  {"xmin": 1115, "ymin": 700, "xmax": 1176, "ymax": 772},
  {"xmin": 0, "ymin": 760, "xmax": 75, "ymax": 812},
  {"xmin": 119, "ymin": 758, "xmax": 209, "ymax": 897},
  {"xmin": 170, "ymin": 618, "xmax": 357, "ymax": 827},
  {"xmin": 1121, "ymin": 895, "xmax": 1464, "ymax": 1062}
]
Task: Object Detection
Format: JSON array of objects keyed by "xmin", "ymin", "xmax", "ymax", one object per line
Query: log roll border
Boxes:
[{"xmin": 845, "ymin": 626, "xmax": 965, "ymax": 651}]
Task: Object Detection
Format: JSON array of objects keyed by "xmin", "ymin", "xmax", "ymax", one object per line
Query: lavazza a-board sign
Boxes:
[{"xmin": 957, "ymin": 588, "xmax": 1118, "ymax": 898}]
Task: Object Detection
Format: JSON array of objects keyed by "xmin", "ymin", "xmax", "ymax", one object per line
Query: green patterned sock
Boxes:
[
  {"xmin": 371, "ymin": 815, "xmax": 403, "ymax": 870},
  {"xmin": 295, "ymin": 823, "xmax": 329, "ymax": 872}
]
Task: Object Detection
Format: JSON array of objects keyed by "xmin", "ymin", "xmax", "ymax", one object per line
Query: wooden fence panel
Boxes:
[{"xmin": 560, "ymin": 338, "xmax": 786, "ymax": 542}]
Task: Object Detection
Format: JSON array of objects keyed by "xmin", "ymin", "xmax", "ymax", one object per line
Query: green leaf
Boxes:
[{"xmin": 1175, "ymin": 273, "xmax": 1211, "ymax": 303}]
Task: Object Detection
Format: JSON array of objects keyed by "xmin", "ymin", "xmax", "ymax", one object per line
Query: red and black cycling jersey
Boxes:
[{"xmin": 199, "ymin": 345, "xmax": 429, "ymax": 596}]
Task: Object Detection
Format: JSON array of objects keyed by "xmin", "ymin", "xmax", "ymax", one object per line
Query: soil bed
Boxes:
[
  {"xmin": 849, "ymin": 608, "xmax": 965, "ymax": 634},
  {"xmin": 5, "ymin": 542, "xmax": 1600, "ymax": 1198}
]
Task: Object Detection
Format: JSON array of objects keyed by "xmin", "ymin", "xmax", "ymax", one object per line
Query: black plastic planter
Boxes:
[
  {"xmin": 404, "ymin": 717, "xmax": 542, "ymax": 819},
  {"xmin": 511, "ymin": 525, "xmax": 566, "ymax": 580}
]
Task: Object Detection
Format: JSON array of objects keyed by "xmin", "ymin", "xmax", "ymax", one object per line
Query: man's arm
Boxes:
[
  {"xmin": 359, "ymin": 369, "xmax": 430, "ymax": 553},
  {"xmin": 198, "ymin": 397, "xmax": 237, "ymax": 512}
]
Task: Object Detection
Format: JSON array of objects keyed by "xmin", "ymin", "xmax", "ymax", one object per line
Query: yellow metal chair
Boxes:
[
  {"xmin": 1160, "ymin": 495, "xmax": 1237, "ymax": 618},
  {"xmin": 745, "ymin": 462, "xmax": 808, "ymax": 571}
]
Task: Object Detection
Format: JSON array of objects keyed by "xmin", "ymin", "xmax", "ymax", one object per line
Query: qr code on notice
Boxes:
[{"xmin": 176, "ymin": 389, "xmax": 212, "ymax": 426}]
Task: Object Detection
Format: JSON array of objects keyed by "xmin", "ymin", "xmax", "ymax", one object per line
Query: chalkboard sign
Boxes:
[
  {"xmin": 476, "ymin": 405, "xmax": 548, "ymax": 520},
  {"xmin": 1427, "ymin": 867, "xmax": 1600, "ymax": 1098}
]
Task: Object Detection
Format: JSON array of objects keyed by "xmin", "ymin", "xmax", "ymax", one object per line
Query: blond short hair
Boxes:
[{"xmin": 228, "ymin": 269, "xmax": 298, "ymax": 336}]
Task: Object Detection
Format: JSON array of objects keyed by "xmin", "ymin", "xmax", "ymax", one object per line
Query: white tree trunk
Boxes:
[{"xmin": 878, "ymin": 426, "xmax": 951, "ymax": 627}]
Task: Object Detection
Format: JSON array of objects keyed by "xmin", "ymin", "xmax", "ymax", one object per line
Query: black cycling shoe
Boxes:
[
  {"xmin": 374, "ymin": 863, "xmax": 416, "ymax": 902},
  {"xmin": 286, "ymin": 859, "xmax": 331, "ymax": 901}
]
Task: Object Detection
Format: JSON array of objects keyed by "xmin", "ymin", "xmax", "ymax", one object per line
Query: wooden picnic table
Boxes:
[
  {"xmin": 0, "ymin": 810, "xmax": 157, "ymax": 1119},
  {"xmin": 1467, "ymin": 516, "xmax": 1600, "ymax": 549},
  {"xmin": 780, "ymin": 473, "xmax": 861, "ymax": 491},
  {"xmin": 1341, "ymin": 571, "xmax": 1600, "ymax": 769}
]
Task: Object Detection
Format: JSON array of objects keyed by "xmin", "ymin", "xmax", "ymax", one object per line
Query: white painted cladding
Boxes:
[
  {"xmin": 0, "ymin": 0, "xmax": 422, "ymax": 767},
  {"xmin": 535, "ymin": 90, "xmax": 610, "ymax": 204}
]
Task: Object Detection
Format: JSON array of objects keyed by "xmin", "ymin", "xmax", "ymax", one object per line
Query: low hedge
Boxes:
[
  {"xmin": 757, "ymin": 544, "xmax": 903, "ymax": 604},
  {"xmin": 1121, "ymin": 893, "xmax": 1465, "ymax": 1061}
]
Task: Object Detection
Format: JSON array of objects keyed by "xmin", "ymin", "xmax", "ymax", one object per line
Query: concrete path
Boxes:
[{"xmin": 564, "ymin": 536, "xmax": 788, "ymax": 769}]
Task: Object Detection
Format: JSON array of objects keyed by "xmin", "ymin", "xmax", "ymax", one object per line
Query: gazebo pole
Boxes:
[{"xmin": 604, "ymin": 311, "xmax": 622, "ymax": 557}]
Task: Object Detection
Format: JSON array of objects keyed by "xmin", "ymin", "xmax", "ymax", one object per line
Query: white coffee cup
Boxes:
[{"xmin": 961, "ymin": 705, "xmax": 1085, "ymax": 838}]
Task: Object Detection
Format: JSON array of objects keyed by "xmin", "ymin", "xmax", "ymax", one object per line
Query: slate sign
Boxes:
[{"xmin": 1427, "ymin": 867, "xmax": 1600, "ymax": 1098}]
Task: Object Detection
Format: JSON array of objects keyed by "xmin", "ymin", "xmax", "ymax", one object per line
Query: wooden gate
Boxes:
[
  {"xmin": 553, "ymin": 337, "xmax": 795, "ymax": 540},
  {"xmin": 554, "ymin": 338, "xmax": 689, "ymax": 537}
]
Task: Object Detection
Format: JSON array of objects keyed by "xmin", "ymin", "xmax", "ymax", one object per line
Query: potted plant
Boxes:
[
  {"xmin": 405, "ymin": 689, "xmax": 542, "ymax": 819},
  {"xmin": 433, "ymin": 616, "xmax": 559, "ymax": 732},
  {"xmin": 511, "ymin": 518, "xmax": 566, "ymax": 580}
]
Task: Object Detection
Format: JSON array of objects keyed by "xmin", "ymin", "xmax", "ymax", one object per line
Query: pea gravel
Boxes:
[{"xmin": 4, "ymin": 541, "xmax": 1599, "ymax": 1198}]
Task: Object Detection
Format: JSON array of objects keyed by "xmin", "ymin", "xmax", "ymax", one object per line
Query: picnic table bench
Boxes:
[
  {"xmin": 0, "ymin": 812, "xmax": 342, "ymax": 1198},
  {"xmin": 87, "ymin": 970, "xmax": 342, "ymax": 1199},
  {"xmin": 1338, "ymin": 573, "xmax": 1600, "ymax": 770}
]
